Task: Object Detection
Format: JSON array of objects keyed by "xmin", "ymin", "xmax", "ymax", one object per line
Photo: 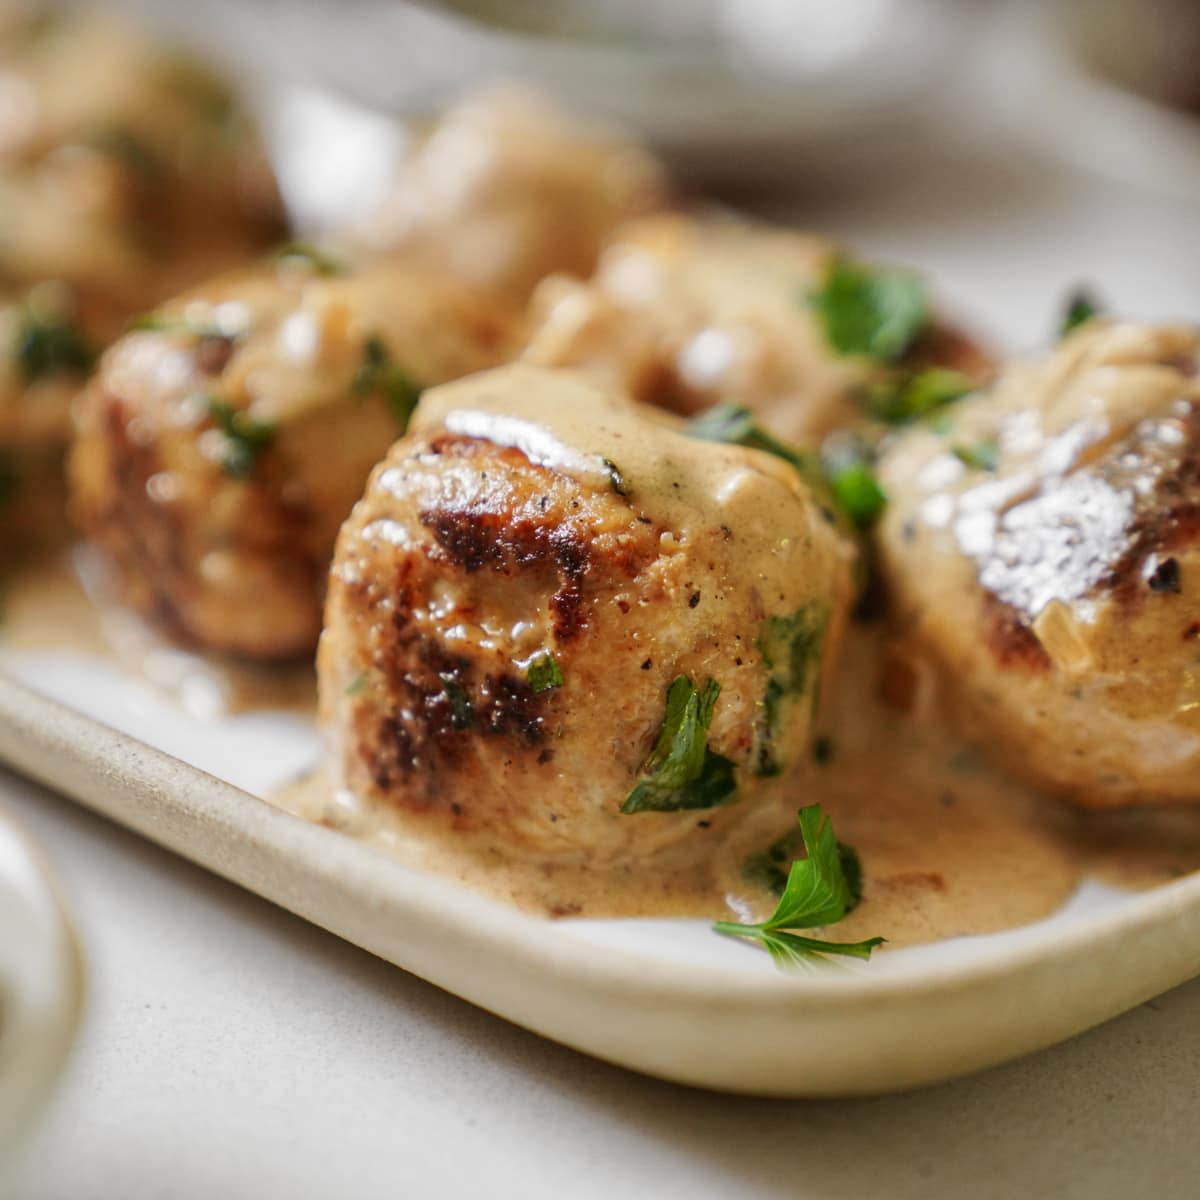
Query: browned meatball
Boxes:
[
  {"xmin": 318, "ymin": 363, "xmax": 856, "ymax": 864},
  {"xmin": 878, "ymin": 320, "xmax": 1200, "ymax": 807},
  {"xmin": 70, "ymin": 254, "xmax": 524, "ymax": 659},
  {"xmin": 523, "ymin": 212, "xmax": 990, "ymax": 442},
  {"xmin": 342, "ymin": 87, "xmax": 666, "ymax": 303},
  {"xmin": 0, "ymin": 7, "xmax": 284, "ymax": 552}
]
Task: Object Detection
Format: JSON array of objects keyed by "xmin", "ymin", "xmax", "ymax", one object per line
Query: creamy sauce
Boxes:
[
  {"xmin": 286, "ymin": 621, "xmax": 1200, "ymax": 946},
  {"xmin": 7, "ymin": 551, "xmax": 1200, "ymax": 948}
]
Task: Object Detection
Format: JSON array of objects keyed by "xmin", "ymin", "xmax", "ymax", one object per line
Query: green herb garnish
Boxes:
[
  {"xmin": 810, "ymin": 257, "xmax": 928, "ymax": 362},
  {"xmin": 687, "ymin": 404, "xmax": 815, "ymax": 477},
  {"xmin": 866, "ymin": 367, "xmax": 975, "ymax": 425},
  {"xmin": 207, "ymin": 398, "xmax": 274, "ymax": 479},
  {"xmin": 127, "ymin": 311, "xmax": 226, "ymax": 338},
  {"xmin": 621, "ymin": 675, "xmax": 737, "ymax": 813},
  {"xmin": 526, "ymin": 652, "xmax": 564, "ymax": 693},
  {"xmin": 952, "ymin": 439, "xmax": 999, "ymax": 472},
  {"xmin": 716, "ymin": 805, "xmax": 882, "ymax": 967},
  {"xmin": 274, "ymin": 242, "xmax": 345, "ymax": 276},
  {"xmin": 345, "ymin": 672, "xmax": 368, "ymax": 697},
  {"xmin": 14, "ymin": 306, "xmax": 95, "ymax": 382},
  {"xmin": 353, "ymin": 335, "xmax": 422, "ymax": 432},
  {"xmin": 1059, "ymin": 288, "xmax": 1102, "ymax": 338},
  {"xmin": 754, "ymin": 607, "xmax": 827, "ymax": 777},
  {"xmin": 828, "ymin": 459, "xmax": 886, "ymax": 528},
  {"xmin": 742, "ymin": 820, "xmax": 860, "ymax": 901}
]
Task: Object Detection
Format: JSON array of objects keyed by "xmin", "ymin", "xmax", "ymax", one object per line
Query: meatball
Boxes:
[
  {"xmin": 70, "ymin": 254, "xmax": 523, "ymax": 660},
  {"xmin": 341, "ymin": 87, "xmax": 666, "ymax": 302},
  {"xmin": 0, "ymin": 6, "xmax": 283, "ymax": 550},
  {"xmin": 877, "ymin": 319, "xmax": 1200, "ymax": 807},
  {"xmin": 318, "ymin": 363, "xmax": 856, "ymax": 864},
  {"xmin": 523, "ymin": 212, "xmax": 990, "ymax": 442}
]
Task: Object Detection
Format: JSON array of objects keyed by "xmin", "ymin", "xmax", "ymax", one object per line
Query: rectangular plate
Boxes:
[{"xmin": 3, "ymin": 647, "xmax": 1200, "ymax": 1097}]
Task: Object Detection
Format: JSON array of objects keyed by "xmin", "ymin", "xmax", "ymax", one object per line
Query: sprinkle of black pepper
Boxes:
[
  {"xmin": 1148, "ymin": 557, "xmax": 1182, "ymax": 594},
  {"xmin": 688, "ymin": 591, "xmax": 701, "ymax": 608},
  {"xmin": 641, "ymin": 658, "xmax": 652, "ymax": 670}
]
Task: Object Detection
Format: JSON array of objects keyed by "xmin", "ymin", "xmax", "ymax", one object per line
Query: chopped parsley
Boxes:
[
  {"xmin": 716, "ymin": 804, "xmax": 882, "ymax": 968},
  {"xmin": 952, "ymin": 439, "xmax": 999, "ymax": 472},
  {"xmin": 687, "ymin": 404, "xmax": 813, "ymax": 476},
  {"xmin": 753, "ymin": 606, "xmax": 827, "ymax": 776},
  {"xmin": 621, "ymin": 675, "xmax": 737, "ymax": 813},
  {"xmin": 14, "ymin": 304, "xmax": 95, "ymax": 382},
  {"xmin": 827, "ymin": 457, "xmax": 886, "ymax": 528},
  {"xmin": 126, "ymin": 311, "xmax": 226, "ymax": 338},
  {"xmin": 345, "ymin": 672, "xmax": 368, "ymax": 697},
  {"xmin": 809, "ymin": 257, "xmax": 929, "ymax": 362},
  {"xmin": 207, "ymin": 398, "xmax": 274, "ymax": 479},
  {"xmin": 274, "ymin": 242, "xmax": 345, "ymax": 276},
  {"xmin": 688, "ymin": 405, "xmax": 888, "ymax": 530},
  {"xmin": 866, "ymin": 367, "xmax": 975, "ymax": 425},
  {"xmin": 743, "ymin": 821, "xmax": 860, "ymax": 902},
  {"xmin": 353, "ymin": 335, "xmax": 422, "ymax": 432},
  {"xmin": 526, "ymin": 652, "xmax": 564, "ymax": 693},
  {"xmin": 1059, "ymin": 287, "xmax": 1102, "ymax": 338}
]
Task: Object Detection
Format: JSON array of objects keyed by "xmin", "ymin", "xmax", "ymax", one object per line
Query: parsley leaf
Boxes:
[
  {"xmin": 687, "ymin": 404, "xmax": 816, "ymax": 477},
  {"xmin": 207, "ymin": 398, "xmax": 274, "ymax": 479},
  {"xmin": 526, "ymin": 652, "xmax": 564, "ymax": 693},
  {"xmin": 952, "ymin": 439, "xmax": 999, "ymax": 472},
  {"xmin": 14, "ymin": 305, "xmax": 95, "ymax": 382},
  {"xmin": 866, "ymin": 367, "xmax": 975, "ymax": 425},
  {"xmin": 716, "ymin": 805, "xmax": 883, "ymax": 967},
  {"xmin": 353, "ymin": 335, "xmax": 422, "ymax": 432},
  {"xmin": 810, "ymin": 257, "xmax": 928, "ymax": 362},
  {"xmin": 274, "ymin": 241, "xmax": 345, "ymax": 276},
  {"xmin": 754, "ymin": 607, "xmax": 827, "ymax": 777},
  {"xmin": 1059, "ymin": 287, "xmax": 1102, "ymax": 338},
  {"xmin": 622, "ymin": 675, "xmax": 737, "ymax": 813},
  {"xmin": 127, "ymin": 311, "xmax": 226, "ymax": 338},
  {"xmin": 827, "ymin": 458, "xmax": 886, "ymax": 528},
  {"xmin": 743, "ymin": 823, "xmax": 861, "ymax": 901}
]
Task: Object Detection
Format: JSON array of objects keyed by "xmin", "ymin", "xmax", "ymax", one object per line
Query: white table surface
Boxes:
[{"xmin": 9, "ymin": 27, "xmax": 1200, "ymax": 1196}]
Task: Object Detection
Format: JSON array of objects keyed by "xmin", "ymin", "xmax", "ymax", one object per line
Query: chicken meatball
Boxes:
[
  {"xmin": 523, "ymin": 212, "xmax": 990, "ymax": 443},
  {"xmin": 70, "ymin": 253, "xmax": 523, "ymax": 659},
  {"xmin": 0, "ymin": 6, "xmax": 283, "ymax": 551},
  {"xmin": 342, "ymin": 87, "xmax": 666, "ymax": 302},
  {"xmin": 319, "ymin": 363, "xmax": 856, "ymax": 864},
  {"xmin": 877, "ymin": 319, "xmax": 1200, "ymax": 807}
]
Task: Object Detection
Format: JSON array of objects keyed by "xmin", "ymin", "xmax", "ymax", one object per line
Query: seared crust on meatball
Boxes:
[
  {"xmin": 878, "ymin": 320, "xmax": 1200, "ymax": 807},
  {"xmin": 319, "ymin": 364, "xmax": 856, "ymax": 863},
  {"xmin": 341, "ymin": 87, "xmax": 666, "ymax": 302},
  {"xmin": 70, "ymin": 256, "xmax": 524, "ymax": 659},
  {"xmin": 523, "ymin": 212, "xmax": 991, "ymax": 442}
]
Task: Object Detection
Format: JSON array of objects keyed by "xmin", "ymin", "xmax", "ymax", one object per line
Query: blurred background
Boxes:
[{"xmin": 69, "ymin": 0, "xmax": 1200, "ymax": 347}]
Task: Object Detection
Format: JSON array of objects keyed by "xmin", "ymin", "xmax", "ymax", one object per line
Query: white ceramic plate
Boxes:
[{"xmin": 2, "ymin": 648, "xmax": 1200, "ymax": 1097}]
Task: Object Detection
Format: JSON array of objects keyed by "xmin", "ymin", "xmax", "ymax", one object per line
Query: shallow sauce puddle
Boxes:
[{"xmin": 7, "ymin": 553, "xmax": 1200, "ymax": 948}]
